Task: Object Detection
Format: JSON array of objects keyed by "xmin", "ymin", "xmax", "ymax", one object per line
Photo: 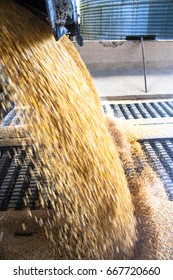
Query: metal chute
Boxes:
[{"xmin": 17, "ymin": 0, "xmax": 83, "ymax": 45}]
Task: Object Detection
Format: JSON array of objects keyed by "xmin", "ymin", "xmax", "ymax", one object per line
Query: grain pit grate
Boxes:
[
  {"xmin": 103, "ymin": 100, "xmax": 173, "ymax": 119},
  {"xmin": 1, "ymin": 138, "xmax": 173, "ymax": 210},
  {"xmin": 140, "ymin": 138, "xmax": 173, "ymax": 201},
  {"xmin": 0, "ymin": 84, "xmax": 14, "ymax": 122},
  {"xmin": 2, "ymin": 100, "xmax": 173, "ymax": 126},
  {"xmin": 0, "ymin": 146, "xmax": 54, "ymax": 211}
]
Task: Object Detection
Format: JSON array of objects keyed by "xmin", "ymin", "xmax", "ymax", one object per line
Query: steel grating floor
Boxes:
[
  {"xmin": 140, "ymin": 138, "xmax": 173, "ymax": 201},
  {"xmin": 2, "ymin": 99, "xmax": 173, "ymax": 126},
  {"xmin": 0, "ymin": 146, "xmax": 39, "ymax": 211},
  {"xmin": 0, "ymin": 138, "xmax": 173, "ymax": 211},
  {"xmin": 0, "ymin": 99, "xmax": 173, "ymax": 210},
  {"xmin": 103, "ymin": 100, "xmax": 173, "ymax": 119},
  {"xmin": 0, "ymin": 86, "xmax": 14, "ymax": 123}
]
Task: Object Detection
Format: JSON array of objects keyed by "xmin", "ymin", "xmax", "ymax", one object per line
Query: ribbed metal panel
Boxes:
[{"xmin": 80, "ymin": 0, "xmax": 173, "ymax": 40}]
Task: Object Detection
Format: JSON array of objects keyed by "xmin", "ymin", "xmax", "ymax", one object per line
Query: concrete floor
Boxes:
[
  {"xmin": 91, "ymin": 68, "xmax": 173, "ymax": 100},
  {"xmin": 75, "ymin": 41, "xmax": 173, "ymax": 100}
]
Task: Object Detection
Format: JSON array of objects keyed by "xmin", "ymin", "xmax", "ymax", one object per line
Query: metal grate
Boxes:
[
  {"xmin": 0, "ymin": 146, "xmax": 39, "ymax": 211},
  {"xmin": 0, "ymin": 83, "xmax": 14, "ymax": 123},
  {"xmin": 103, "ymin": 100, "xmax": 173, "ymax": 119},
  {"xmin": 140, "ymin": 138, "xmax": 173, "ymax": 201},
  {"xmin": 1, "ymin": 138, "xmax": 173, "ymax": 210},
  {"xmin": 1, "ymin": 109, "xmax": 25, "ymax": 126},
  {"xmin": 2, "ymin": 100, "xmax": 173, "ymax": 126}
]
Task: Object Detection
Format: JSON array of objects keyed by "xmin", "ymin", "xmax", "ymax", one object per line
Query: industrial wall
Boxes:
[{"xmin": 75, "ymin": 41, "xmax": 173, "ymax": 70}]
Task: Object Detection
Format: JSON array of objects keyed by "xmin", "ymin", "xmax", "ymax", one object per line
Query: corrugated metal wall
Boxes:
[{"xmin": 80, "ymin": 0, "xmax": 173, "ymax": 40}]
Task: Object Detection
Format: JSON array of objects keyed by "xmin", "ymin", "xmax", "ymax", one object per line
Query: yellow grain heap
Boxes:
[
  {"xmin": 0, "ymin": 0, "xmax": 136, "ymax": 259},
  {"xmin": 107, "ymin": 118, "xmax": 173, "ymax": 259}
]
